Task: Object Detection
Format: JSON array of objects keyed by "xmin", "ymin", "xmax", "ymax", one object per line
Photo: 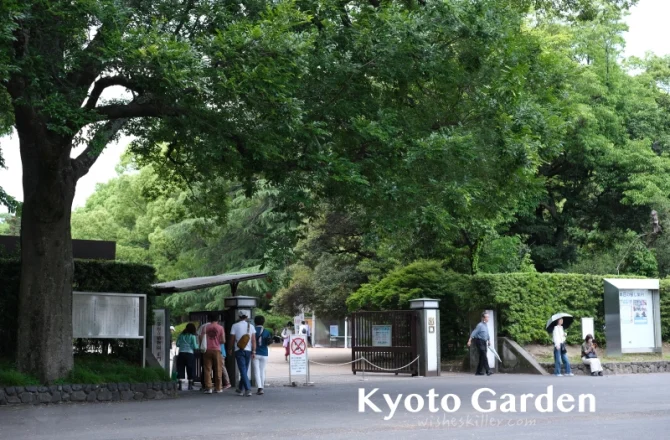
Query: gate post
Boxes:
[{"xmin": 409, "ymin": 298, "xmax": 441, "ymax": 377}]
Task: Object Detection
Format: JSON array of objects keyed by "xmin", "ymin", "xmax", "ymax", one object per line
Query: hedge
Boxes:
[
  {"xmin": 347, "ymin": 261, "xmax": 670, "ymax": 348},
  {"xmin": 0, "ymin": 259, "xmax": 156, "ymax": 359}
]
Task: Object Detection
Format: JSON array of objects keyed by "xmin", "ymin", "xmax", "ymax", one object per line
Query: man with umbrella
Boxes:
[
  {"xmin": 467, "ymin": 312, "xmax": 493, "ymax": 376},
  {"xmin": 547, "ymin": 313, "xmax": 574, "ymax": 377}
]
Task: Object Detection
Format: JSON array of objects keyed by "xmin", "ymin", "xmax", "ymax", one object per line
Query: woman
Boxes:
[
  {"xmin": 581, "ymin": 334, "xmax": 604, "ymax": 376},
  {"xmin": 176, "ymin": 323, "xmax": 198, "ymax": 390},
  {"xmin": 552, "ymin": 318, "xmax": 573, "ymax": 377},
  {"xmin": 252, "ymin": 315, "xmax": 273, "ymax": 395},
  {"xmin": 281, "ymin": 321, "xmax": 294, "ymax": 361}
]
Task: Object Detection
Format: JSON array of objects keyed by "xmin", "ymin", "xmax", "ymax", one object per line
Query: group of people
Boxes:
[
  {"xmin": 279, "ymin": 320, "xmax": 311, "ymax": 361},
  {"xmin": 469, "ymin": 312, "xmax": 604, "ymax": 377},
  {"xmin": 175, "ymin": 310, "xmax": 274, "ymax": 396}
]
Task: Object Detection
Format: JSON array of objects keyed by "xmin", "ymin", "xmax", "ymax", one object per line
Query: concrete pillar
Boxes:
[
  {"xmin": 223, "ymin": 296, "xmax": 258, "ymax": 388},
  {"xmin": 409, "ymin": 298, "xmax": 441, "ymax": 377}
]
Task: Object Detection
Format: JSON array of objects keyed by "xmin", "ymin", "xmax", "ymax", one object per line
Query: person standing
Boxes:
[
  {"xmin": 281, "ymin": 321, "xmax": 294, "ymax": 361},
  {"xmin": 553, "ymin": 318, "xmax": 573, "ymax": 377},
  {"xmin": 175, "ymin": 323, "xmax": 198, "ymax": 390},
  {"xmin": 228, "ymin": 310, "xmax": 256, "ymax": 397},
  {"xmin": 252, "ymin": 315, "xmax": 273, "ymax": 395},
  {"xmin": 467, "ymin": 312, "xmax": 493, "ymax": 376},
  {"xmin": 200, "ymin": 314, "xmax": 226, "ymax": 394},
  {"xmin": 299, "ymin": 320, "xmax": 312, "ymax": 347}
]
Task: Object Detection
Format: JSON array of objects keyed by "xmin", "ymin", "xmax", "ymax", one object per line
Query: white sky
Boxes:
[{"xmin": 0, "ymin": 0, "xmax": 669, "ymax": 212}]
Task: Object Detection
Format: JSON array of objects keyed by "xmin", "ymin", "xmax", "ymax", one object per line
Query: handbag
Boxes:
[
  {"xmin": 560, "ymin": 343, "xmax": 567, "ymax": 354},
  {"xmin": 587, "ymin": 351, "xmax": 597, "ymax": 359},
  {"xmin": 237, "ymin": 322, "xmax": 251, "ymax": 350},
  {"xmin": 198, "ymin": 324, "xmax": 209, "ymax": 353}
]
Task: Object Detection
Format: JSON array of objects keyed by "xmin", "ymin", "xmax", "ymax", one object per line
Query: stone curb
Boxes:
[
  {"xmin": 539, "ymin": 360, "xmax": 670, "ymax": 375},
  {"xmin": 0, "ymin": 381, "xmax": 178, "ymax": 407}
]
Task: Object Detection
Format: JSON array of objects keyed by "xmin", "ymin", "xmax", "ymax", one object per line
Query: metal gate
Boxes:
[{"xmin": 351, "ymin": 311, "xmax": 418, "ymax": 375}]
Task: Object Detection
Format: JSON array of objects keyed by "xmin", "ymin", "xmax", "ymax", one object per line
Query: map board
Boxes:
[
  {"xmin": 372, "ymin": 325, "xmax": 392, "ymax": 347},
  {"xmin": 73, "ymin": 292, "xmax": 146, "ymax": 339}
]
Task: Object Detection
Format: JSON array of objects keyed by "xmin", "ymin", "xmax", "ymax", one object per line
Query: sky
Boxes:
[{"xmin": 0, "ymin": 0, "xmax": 669, "ymax": 212}]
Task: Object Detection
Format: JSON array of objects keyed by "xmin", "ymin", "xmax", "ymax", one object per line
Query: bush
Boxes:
[
  {"xmin": 347, "ymin": 261, "xmax": 670, "ymax": 347},
  {"xmin": 0, "ymin": 259, "xmax": 157, "ymax": 359}
]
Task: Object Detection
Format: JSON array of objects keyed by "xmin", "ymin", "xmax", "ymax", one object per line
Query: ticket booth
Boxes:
[{"xmin": 603, "ymin": 278, "xmax": 662, "ymax": 357}]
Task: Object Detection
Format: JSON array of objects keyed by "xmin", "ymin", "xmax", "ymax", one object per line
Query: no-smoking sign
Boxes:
[{"xmin": 289, "ymin": 334, "xmax": 308, "ymax": 375}]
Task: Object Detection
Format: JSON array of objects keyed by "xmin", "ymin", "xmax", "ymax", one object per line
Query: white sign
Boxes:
[
  {"xmin": 73, "ymin": 292, "xmax": 144, "ymax": 338},
  {"xmin": 581, "ymin": 317, "xmax": 594, "ymax": 340},
  {"xmin": 330, "ymin": 325, "xmax": 339, "ymax": 337},
  {"xmin": 619, "ymin": 290, "xmax": 655, "ymax": 349},
  {"xmin": 289, "ymin": 334, "xmax": 308, "ymax": 375},
  {"xmin": 372, "ymin": 325, "xmax": 392, "ymax": 347},
  {"xmin": 485, "ymin": 310, "xmax": 496, "ymax": 369},
  {"xmin": 152, "ymin": 309, "xmax": 167, "ymax": 370}
]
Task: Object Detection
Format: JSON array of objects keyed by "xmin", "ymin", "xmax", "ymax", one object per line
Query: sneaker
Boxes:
[
  {"xmin": 216, "ymin": 389, "xmax": 223, "ymax": 393},
  {"xmin": 555, "ymin": 374, "xmax": 563, "ymax": 377},
  {"xmin": 236, "ymin": 390, "xmax": 244, "ymax": 396},
  {"xmin": 598, "ymin": 372, "xmax": 603, "ymax": 376},
  {"xmin": 204, "ymin": 389, "xmax": 213, "ymax": 394},
  {"xmin": 223, "ymin": 384, "xmax": 231, "ymax": 390},
  {"xmin": 257, "ymin": 388, "xmax": 264, "ymax": 395},
  {"xmin": 566, "ymin": 373, "xmax": 574, "ymax": 376},
  {"xmin": 244, "ymin": 390, "xmax": 252, "ymax": 397}
]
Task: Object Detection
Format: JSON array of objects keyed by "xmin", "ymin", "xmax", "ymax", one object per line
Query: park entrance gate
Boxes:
[{"xmin": 351, "ymin": 311, "xmax": 418, "ymax": 376}]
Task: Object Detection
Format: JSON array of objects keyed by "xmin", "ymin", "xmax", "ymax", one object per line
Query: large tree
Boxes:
[{"xmin": 1, "ymin": 0, "xmax": 635, "ymax": 381}]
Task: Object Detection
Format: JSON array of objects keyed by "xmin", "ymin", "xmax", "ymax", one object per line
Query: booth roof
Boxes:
[
  {"xmin": 152, "ymin": 273, "xmax": 267, "ymax": 294},
  {"xmin": 604, "ymin": 278, "xmax": 659, "ymax": 290}
]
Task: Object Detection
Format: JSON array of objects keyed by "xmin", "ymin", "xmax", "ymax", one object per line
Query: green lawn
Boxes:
[{"xmin": 0, "ymin": 355, "xmax": 170, "ymax": 386}]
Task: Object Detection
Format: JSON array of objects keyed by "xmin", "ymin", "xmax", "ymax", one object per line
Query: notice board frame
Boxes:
[{"xmin": 72, "ymin": 291, "xmax": 147, "ymax": 367}]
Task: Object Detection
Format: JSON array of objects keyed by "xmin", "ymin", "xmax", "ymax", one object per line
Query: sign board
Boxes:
[
  {"xmin": 73, "ymin": 292, "xmax": 145, "ymax": 338},
  {"xmin": 330, "ymin": 325, "xmax": 339, "ymax": 337},
  {"xmin": 619, "ymin": 290, "xmax": 655, "ymax": 349},
  {"xmin": 372, "ymin": 325, "xmax": 392, "ymax": 347},
  {"xmin": 484, "ymin": 309, "xmax": 496, "ymax": 369},
  {"xmin": 581, "ymin": 317, "xmax": 594, "ymax": 340},
  {"xmin": 152, "ymin": 309, "xmax": 170, "ymax": 371},
  {"xmin": 289, "ymin": 334, "xmax": 308, "ymax": 375}
]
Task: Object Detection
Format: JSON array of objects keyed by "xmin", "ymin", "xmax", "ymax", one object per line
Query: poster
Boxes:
[
  {"xmin": 330, "ymin": 325, "xmax": 339, "ymax": 337},
  {"xmin": 633, "ymin": 299, "xmax": 648, "ymax": 325},
  {"xmin": 620, "ymin": 299, "xmax": 633, "ymax": 324},
  {"xmin": 371, "ymin": 325, "xmax": 392, "ymax": 347}
]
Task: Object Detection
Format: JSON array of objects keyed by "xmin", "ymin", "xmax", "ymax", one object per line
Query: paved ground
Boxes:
[{"xmin": 2, "ymin": 347, "xmax": 669, "ymax": 440}]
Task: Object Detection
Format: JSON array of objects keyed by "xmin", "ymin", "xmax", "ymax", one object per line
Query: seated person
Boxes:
[{"xmin": 581, "ymin": 334, "xmax": 604, "ymax": 376}]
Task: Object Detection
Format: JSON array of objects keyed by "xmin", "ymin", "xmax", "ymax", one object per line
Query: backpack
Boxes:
[{"xmin": 300, "ymin": 325, "xmax": 307, "ymax": 334}]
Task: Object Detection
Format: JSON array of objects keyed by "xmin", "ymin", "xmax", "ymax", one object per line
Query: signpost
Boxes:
[
  {"xmin": 289, "ymin": 334, "xmax": 311, "ymax": 385},
  {"xmin": 371, "ymin": 325, "xmax": 392, "ymax": 347},
  {"xmin": 152, "ymin": 309, "xmax": 171, "ymax": 372}
]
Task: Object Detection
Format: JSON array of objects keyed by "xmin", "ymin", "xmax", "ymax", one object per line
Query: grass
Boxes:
[{"xmin": 0, "ymin": 355, "xmax": 170, "ymax": 386}]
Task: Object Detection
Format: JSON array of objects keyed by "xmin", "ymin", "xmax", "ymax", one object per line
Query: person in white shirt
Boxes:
[
  {"xmin": 552, "ymin": 318, "xmax": 573, "ymax": 377},
  {"xmin": 299, "ymin": 320, "xmax": 312, "ymax": 347},
  {"xmin": 227, "ymin": 310, "xmax": 256, "ymax": 397}
]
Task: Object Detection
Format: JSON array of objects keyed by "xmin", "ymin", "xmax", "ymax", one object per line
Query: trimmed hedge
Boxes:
[
  {"xmin": 0, "ymin": 259, "xmax": 156, "ymax": 359},
  {"xmin": 347, "ymin": 261, "xmax": 670, "ymax": 347}
]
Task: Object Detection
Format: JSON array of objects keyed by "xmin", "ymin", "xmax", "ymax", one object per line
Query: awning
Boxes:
[{"xmin": 152, "ymin": 272, "xmax": 267, "ymax": 294}]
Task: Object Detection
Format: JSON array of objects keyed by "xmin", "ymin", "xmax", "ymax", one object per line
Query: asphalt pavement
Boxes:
[{"xmin": 1, "ymin": 370, "xmax": 669, "ymax": 440}]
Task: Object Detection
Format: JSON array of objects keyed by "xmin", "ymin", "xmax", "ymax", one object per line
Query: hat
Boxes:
[{"xmin": 238, "ymin": 309, "xmax": 250, "ymax": 318}]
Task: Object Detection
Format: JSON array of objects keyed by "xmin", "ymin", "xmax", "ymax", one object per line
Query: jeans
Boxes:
[
  {"xmin": 176, "ymin": 352, "xmax": 195, "ymax": 380},
  {"xmin": 554, "ymin": 347, "xmax": 572, "ymax": 375},
  {"xmin": 252, "ymin": 355, "xmax": 268, "ymax": 389},
  {"xmin": 235, "ymin": 350, "xmax": 252, "ymax": 391}
]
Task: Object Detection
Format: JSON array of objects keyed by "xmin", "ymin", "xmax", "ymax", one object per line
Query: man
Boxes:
[
  {"xmin": 200, "ymin": 313, "xmax": 225, "ymax": 393},
  {"xmin": 228, "ymin": 310, "xmax": 256, "ymax": 397},
  {"xmin": 299, "ymin": 320, "xmax": 312, "ymax": 347},
  {"xmin": 467, "ymin": 312, "xmax": 493, "ymax": 376}
]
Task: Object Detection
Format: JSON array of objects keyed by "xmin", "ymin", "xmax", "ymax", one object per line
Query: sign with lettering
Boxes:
[
  {"xmin": 289, "ymin": 334, "xmax": 308, "ymax": 375},
  {"xmin": 73, "ymin": 292, "xmax": 145, "ymax": 339},
  {"xmin": 372, "ymin": 325, "xmax": 392, "ymax": 347}
]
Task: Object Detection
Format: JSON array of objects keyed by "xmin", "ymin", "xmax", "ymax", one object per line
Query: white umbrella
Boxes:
[
  {"xmin": 488, "ymin": 345, "xmax": 502, "ymax": 363},
  {"xmin": 546, "ymin": 312, "xmax": 574, "ymax": 334}
]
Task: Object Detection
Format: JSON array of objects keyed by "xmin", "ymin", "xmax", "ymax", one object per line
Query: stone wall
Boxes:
[
  {"xmin": 0, "ymin": 381, "xmax": 177, "ymax": 406},
  {"xmin": 540, "ymin": 360, "xmax": 670, "ymax": 375}
]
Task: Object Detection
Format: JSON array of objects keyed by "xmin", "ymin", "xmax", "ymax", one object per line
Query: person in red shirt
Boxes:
[{"xmin": 200, "ymin": 313, "xmax": 225, "ymax": 394}]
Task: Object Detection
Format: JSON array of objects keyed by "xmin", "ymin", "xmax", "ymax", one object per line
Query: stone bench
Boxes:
[{"xmin": 539, "ymin": 360, "xmax": 670, "ymax": 375}]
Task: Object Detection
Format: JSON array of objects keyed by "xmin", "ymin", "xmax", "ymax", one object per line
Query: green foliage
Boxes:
[
  {"xmin": 0, "ymin": 259, "xmax": 156, "ymax": 359},
  {"xmin": 0, "ymin": 359, "xmax": 41, "ymax": 386},
  {"xmin": 253, "ymin": 309, "xmax": 292, "ymax": 335},
  {"xmin": 349, "ymin": 262, "xmax": 670, "ymax": 346}
]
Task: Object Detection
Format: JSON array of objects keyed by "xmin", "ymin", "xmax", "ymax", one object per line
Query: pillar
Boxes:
[{"xmin": 409, "ymin": 298, "xmax": 441, "ymax": 377}]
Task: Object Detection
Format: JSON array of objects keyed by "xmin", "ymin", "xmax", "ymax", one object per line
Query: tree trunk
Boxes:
[{"xmin": 16, "ymin": 114, "xmax": 76, "ymax": 383}]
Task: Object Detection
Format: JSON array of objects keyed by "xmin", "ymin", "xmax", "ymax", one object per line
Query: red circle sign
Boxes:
[{"xmin": 291, "ymin": 338, "xmax": 306, "ymax": 355}]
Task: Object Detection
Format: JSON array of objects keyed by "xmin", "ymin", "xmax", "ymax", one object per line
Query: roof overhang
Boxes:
[{"xmin": 152, "ymin": 273, "xmax": 267, "ymax": 294}]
